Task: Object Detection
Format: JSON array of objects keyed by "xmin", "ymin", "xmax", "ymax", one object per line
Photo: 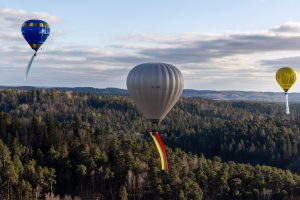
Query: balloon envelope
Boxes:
[
  {"xmin": 276, "ymin": 67, "xmax": 297, "ymax": 92},
  {"xmin": 127, "ymin": 63, "xmax": 184, "ymax": 123},
  {"xmin": 21, "ymin": 19, "xmax": 50, "ymax": 52}
]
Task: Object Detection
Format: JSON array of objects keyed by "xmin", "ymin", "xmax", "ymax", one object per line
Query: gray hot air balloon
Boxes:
[
  {"xmin": 127, "ymin": 63, "xmax": 184, "ymax": 171},
  {"xmin": 127, "ymin": 62, "xmax": 184, "ymax": 124}
]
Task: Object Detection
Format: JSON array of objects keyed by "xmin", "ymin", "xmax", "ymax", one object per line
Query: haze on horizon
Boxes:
[{"xmin": 1, "ymin": 0, "xmax": 300, "ymax": 92}]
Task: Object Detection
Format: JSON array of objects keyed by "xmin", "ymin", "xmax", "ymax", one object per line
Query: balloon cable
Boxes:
[
  {"xmin": 25, "ymin": 52, "xmax": 37, "ymax": 80},
  {"xmin": 285, "ymin": 92, "xmax": 290, "ymax": 114}
]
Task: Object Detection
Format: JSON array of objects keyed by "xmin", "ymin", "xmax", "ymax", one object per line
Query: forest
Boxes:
[{"xmin": 1, "ymin": 89, "xmax": 300, "ymax": 199}]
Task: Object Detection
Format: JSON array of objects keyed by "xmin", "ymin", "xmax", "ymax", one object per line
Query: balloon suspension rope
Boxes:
[
  {"xmin": 25, "ymin": 52, "xmax": 37, "ymax": 80},
  {"xmin": 149, "ymin": 123, "xmax": 169, "ymax": 171},
  {"xmin": 285, "ymin": 92, "xmax": 290, "ymax": 115}
]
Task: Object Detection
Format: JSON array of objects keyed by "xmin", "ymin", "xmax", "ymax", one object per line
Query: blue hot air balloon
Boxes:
[{"xmin": 21, "ymin": 19, "xmax": 50, "ymax": 79}]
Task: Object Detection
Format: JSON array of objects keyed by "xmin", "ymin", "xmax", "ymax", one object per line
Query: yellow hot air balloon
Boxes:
[{"xmin": 276, "ymin": 67, "xmax": 297, "ymax": 114}]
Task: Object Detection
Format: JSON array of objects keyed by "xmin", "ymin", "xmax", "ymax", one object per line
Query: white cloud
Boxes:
[
  {"xmin": 271, "ymin": 21, "xmax": 300, "ymax": 36},
  {"xmin": 0, "ymin": 7, "xmax": 59, "ymax": 42}
]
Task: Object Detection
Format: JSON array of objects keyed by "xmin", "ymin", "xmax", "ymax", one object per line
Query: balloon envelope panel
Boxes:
[
  {"xmin": 21, "ymin": 19, "xmax": 50, "ymax": 51},
  {"xmin": 127, "ymin": 63, "xmax": 184, "ymax": 123},
  {"xmin": 276, "ymin": 67, "xmax": 297, "ymax": 92}
]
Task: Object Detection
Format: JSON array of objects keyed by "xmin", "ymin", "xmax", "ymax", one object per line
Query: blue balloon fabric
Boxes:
[{"xmin": 21, "ymin": 19, "xmax": 50, "ymax": 52}]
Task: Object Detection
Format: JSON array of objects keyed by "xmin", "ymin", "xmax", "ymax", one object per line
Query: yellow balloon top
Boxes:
[{"xmin": 276, "ymin": 67, "xmax": 297, "ymax": 92}]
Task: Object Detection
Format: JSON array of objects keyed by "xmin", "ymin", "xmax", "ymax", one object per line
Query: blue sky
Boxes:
[
  {"xmin": 1, "ymin": 0, "xmax": 300, "ymax": 91},
  {"xmin": 4, "ymin": 0, "xmax": 300, "ymax": 44}
]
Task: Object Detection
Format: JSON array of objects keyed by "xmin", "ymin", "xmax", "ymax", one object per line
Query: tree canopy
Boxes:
[{"xmin": 0, "ymin": 89, "xmax": 300, "ymax": 199}]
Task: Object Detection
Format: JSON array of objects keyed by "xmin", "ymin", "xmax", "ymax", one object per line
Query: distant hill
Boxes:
[
  {"xmin": 0, "ymin": 86, "xmax": 128, "ymax": 96},
  {"xmin": 0, "ymin": 86, "xmax": 298, "ymax": 102},
  {"xmin": 182, "ymin": 89, "xmax": 300, "ymax": 102}
]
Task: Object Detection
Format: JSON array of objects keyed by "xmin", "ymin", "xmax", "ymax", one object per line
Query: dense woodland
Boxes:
[{"xmin": 1, "ymin": 89, "xmax": 300, "ymax": 199}]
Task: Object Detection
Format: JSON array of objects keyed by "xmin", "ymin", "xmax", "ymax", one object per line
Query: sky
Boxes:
[{"xmin": 1, "ymin": 0, "xmax": 300, "ymax": 91}]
